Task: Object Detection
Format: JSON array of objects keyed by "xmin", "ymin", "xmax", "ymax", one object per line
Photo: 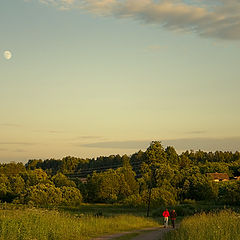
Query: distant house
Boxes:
[
  {"xmin": 79, "ymin": 178, "xmax": 87, "ymax": 183},
  {"xmin": 234, "ymin": 176, "xmax": 240, "ymax": 181},
  {"xmin": 207, "ymin": 173, "xmax": 229, "ymax": 182}
]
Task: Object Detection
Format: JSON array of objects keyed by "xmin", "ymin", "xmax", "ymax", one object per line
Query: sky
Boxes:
[{"xmin": 1, "ymin": 0, "xmax": 240, "ymax": 163}]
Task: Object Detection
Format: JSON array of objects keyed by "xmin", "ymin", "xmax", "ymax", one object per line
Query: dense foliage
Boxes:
[{"xmin": 0, "ymin": 141, "xmax": 240, "ymax": 206}]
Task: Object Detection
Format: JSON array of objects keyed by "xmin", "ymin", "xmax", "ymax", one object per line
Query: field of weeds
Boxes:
[
  {"xmin": 0, "ymin": 207, "xmax": 159, "ymax": 240},
  {"xmin": 165, "ymin": 210, "xmax": 240, "ymax": 240}
]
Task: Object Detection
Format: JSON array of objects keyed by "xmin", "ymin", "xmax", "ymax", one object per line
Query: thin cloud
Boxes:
[
  {"xmin": 33, "ymin": 129, "xmax": 64, "ymax": 134},
  {"xmin": 48, "ymin": 130, "xmax": 64, "ymax": 134},
  {"xmin": 81, "ymin": 140, "xmax": 150, "ymax": 149},
  {"xmin": 164, "ymin": 137, "xmax": 240, "ymax": 152},
  {"xmin": 32, "ymin": 0, "xmax": 240, "ymax": 40},
  {"xmin": 14, "ymin": 149, "xmax": 27, "ymax": 153},
  {"xmin": 185, "ymin": 130, "xmax": 207, "ymax": 135},
  {"xmin": 81, "ymin": 137, "xmax": 240, "ymax": 152},
  {"xmin": 0, "ymin": 142, "xmax": 37, "ymax": 146},
  {"xmin": 146, "ymin": 44, "xmax": 165, "ymax": 51},
  {"xmin": 71, "ymin": 136, "xmax": 105, "ymax": 141},
  {"xmin": 0, "ymin": 123, "xmax": 21, "ymax": 127},
  {"xmin": 79, "ymin": 136, "xmax": 103, "ymax": 139}
]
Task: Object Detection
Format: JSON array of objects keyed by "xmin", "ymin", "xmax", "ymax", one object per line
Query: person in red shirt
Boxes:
[{"xmin": 162, "ymin": 209, "xmax": 170, "ymax": 228}]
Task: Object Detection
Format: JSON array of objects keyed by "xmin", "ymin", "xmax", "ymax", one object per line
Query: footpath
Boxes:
[{"xmin": 92, "ymin": 226, "xmax": 175, "ymax": 240}]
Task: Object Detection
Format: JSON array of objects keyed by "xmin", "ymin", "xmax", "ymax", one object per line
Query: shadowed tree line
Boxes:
[{"xmin": 0, "ymin": 141, "xmax": 240, "ymax": 207}]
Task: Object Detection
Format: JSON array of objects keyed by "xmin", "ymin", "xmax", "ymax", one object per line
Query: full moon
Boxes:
[{"xmin": 3, "ymin": 50, "xmax": 12, "ymax": 60}]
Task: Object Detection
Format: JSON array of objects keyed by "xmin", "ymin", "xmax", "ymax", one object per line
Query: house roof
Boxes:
[{"xmin": 207, "ymin": 172, "xmax": 229, "ymax": 180}]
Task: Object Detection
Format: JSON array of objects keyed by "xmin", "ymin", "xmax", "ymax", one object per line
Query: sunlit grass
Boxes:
[
  {"xmin": 60, "ymin": 203, "xmax": 149, "ymax": 217},
  {"xmin": 0, "ymin": 208, "xmax": 159, "ymax": 240},
  {"xmin": 165, "ymin": 210, "xmax": 240, "ymax": 240}
]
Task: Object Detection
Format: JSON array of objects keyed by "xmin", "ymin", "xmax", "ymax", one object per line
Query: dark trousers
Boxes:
[{"xmin": 171, "ymin": 219, "xmax": 175, "ymax": 228}]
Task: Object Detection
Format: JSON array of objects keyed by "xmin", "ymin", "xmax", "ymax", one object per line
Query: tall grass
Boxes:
[
  {"xmin": 165, "ymin": 210, "xmax": 240, "ymax": 240},
  {"xmin": 60, "ymin": 203, "xmax": 149, "ymax": 217},
  {"xmin": 0, "ymin": 208, "xmax": 159, "ymax": 240}
]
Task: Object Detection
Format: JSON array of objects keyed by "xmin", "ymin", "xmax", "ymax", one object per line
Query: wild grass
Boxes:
[
  {"xmin": 60, "ymin": 203, "xmax": 148, "ymax": 217},
  {"xmin": 0, "ymin": 208, "xmax": 159, "ymax": 240},
  {"xmin": 165, "ymin": 210, "xmax": 240, "ymax": 240}
]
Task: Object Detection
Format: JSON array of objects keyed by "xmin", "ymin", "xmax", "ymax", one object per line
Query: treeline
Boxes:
[{"xmin": 0, "ymin": 141, "xmax": 240, "ymax": 207}]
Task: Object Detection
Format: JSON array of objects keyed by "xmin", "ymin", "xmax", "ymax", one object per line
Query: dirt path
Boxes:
[
  {"xmin": 92, "ymin": 227, "xmax": 175, "ymax": 240},
  {"xmin": 92, "ymin": 227, "xmax": 159, "ymax": 240},
  {"xmin": 131, "ymin": 227, "xmax": 174, "ymax": 240}
]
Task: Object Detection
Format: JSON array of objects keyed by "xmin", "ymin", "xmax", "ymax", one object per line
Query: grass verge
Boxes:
[
  {"xmin": 0, "ymin": 208, "xmax": 159, "ymax": 240},
  {"xmin": 165, "ymin": 210, "xmax": 240, "ymax": 240}
]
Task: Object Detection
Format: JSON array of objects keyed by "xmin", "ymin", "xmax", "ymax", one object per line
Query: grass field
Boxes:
[
  {"xmin": 0, "ymin": 207, "xmax": 160, "ymax": 240},
  {"xmin": 60, "ymin": 203, "xmax": 150, "ymax": 217},
  {"xmin": 165, "ymin": 210, "xmax": 240, "ymax": 240}
]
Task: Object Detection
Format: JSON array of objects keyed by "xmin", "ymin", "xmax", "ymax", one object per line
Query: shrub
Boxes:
[
  {"xmin": 61, "ymin": 186, "xmax": 82, "ymax": 206},
  {"xmin": 20, "ymin": 183, "xmax": 62, "ymax": 206},
  {"xmin": 123, "ymin": 194, "xmax": 144, "ymax": 207},
  {"xmin": 149, "ymin": 188, "xmax": 177, "ymax": 207},
  {"xmin": 152, "ymin": 204, "xmax": 196, "ymax": 217},
  {"xmin": 181, "ymin": 199, "xmax": 196, "ymax": 205}
]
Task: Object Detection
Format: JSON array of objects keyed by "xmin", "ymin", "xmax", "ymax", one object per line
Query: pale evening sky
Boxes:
[{"xmin": 1, "ymin": 0, "xmax": 240, "ymax": 162}]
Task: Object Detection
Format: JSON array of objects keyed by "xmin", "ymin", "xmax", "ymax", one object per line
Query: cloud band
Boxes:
[{"xmin": 33, "ymin": 0, "xmax": 240, "ymax": 40}]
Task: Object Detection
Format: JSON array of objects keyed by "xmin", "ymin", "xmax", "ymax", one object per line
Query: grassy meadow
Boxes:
[
  {"xmin": 0, "ymin": 206, "xmax": 160, "ymax": 240},
  {"xmin": 165, "ymin": 210, "xmax": 240, "ymax": 240},
  {"xmin": 60, "ymin": 203, "xmax": 149, "ymax": 217}
]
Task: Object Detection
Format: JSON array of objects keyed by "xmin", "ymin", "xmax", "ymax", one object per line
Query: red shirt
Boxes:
[{"xmin": 163, "ymin": 210, "xmax": 170, "ymax": 217}]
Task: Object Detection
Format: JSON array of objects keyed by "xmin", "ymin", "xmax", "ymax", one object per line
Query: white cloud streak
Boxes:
[{"xmin": 33, "ymin": 0, "xmax": 240, "ymax": 40}]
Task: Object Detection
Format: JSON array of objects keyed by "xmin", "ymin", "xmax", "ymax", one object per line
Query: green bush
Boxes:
[
  {"xmin": 123, "ymin": 188, "xmax": 176, "ymax": 208},
  {"xmin": 181, "ymin": 199, "xmax": 196, "ymax": 205},
  {"xmin": 218, "ymin": 181, "xmax": 240, "ymax": 205},
  {"xmin": 152, "ymin": 204, "xmax": 196, "ymax": 217},
  {"xmin": 123, "ymin": 194, "xmax": 144, "ymax": 207},
  {"xmin": 149, "ymin": 188, "xmax": 177, "ymax": 207},
  {"xmin": 22, "ymin": 183, "xmax": 62, "ymax": 206},
  {"xmin": 61, "ymin": 186, "xmax": 82, "ymax": 206},
  {"xmin": 18, "ymin": 184, "xmax": 83, "ymax": 207}
]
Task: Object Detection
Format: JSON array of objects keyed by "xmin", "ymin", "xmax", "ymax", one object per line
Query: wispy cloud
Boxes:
[
  {"xmin": 164, "ymin": 137, "xmax": 240, "ymax": 152},
  {"xmin": 31, "ymin": 0, "xmax": 240, "ymax": 40},
  {"xmin": 48, "ymin": 130, "xmax": 64, "ymax": 134},
  {"xmin": 81, "ymin": 137, "xmax": 240, "ymax": 152},
  {"xmin": 81, "ymin": 140, "xmax": 150, "ymax": 149},
  {"xmin": 0, "ymin": 142, "xmax": 36, "ymax": 146},
  {"xmin": 146, "ymin": 44, "xmax": 165, "ymax": 51},
  {"xmin": 71, "ymin": 136, "xmax": 105, "ymax": 141},
  {"xmin": 78, "ymin": 136, "xmax": 103, "ymax": 139},
  {"xmin": 185, "ymin": 130, "xmax": 207, "ymax": 135},
  {"xmin": 14, "ymin": 149, "xmax": 27, "ymax": 153},
  {"xmin": 0, "ymin": 123, "xmax": 21, "ymax": 127}
]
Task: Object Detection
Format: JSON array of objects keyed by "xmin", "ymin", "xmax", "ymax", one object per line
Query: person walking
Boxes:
[
  {"xmin": 162, "ymin": 208, "xmax": 170, "ymax": 228},
  {"xmin": 170, "ymin": 209, "xmax": 177, "ymax": 228}
]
